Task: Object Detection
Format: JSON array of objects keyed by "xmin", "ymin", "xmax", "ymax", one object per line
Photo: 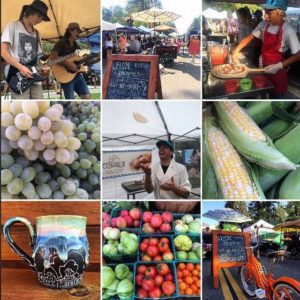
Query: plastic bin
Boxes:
[
  {"xmin": 110, "ymin": 208, "xmax": 141, "ymax": 233},
  {"xmin": 134, "ymin": 261, "xmax": 179, "ymax": 300},
  {"xmin": 138, "ymin": 234, "xmax": 176, "ymax": 262},
  {"xmin": 173, "ymin": 213, "xmax": 200, "ymax": 237},
  {"xmin": 174, "ymin": 234, "xmax": 200, "ymax": 263}
]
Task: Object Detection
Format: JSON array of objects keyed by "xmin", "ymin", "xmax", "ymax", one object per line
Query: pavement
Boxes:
[{"xmin": 203, "ymin": 256, "xmax": 300, "ymax": 300}]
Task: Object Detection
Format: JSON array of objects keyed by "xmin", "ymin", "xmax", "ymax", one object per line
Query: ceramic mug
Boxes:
[{"xmin": 3, "ymin": 215, "xmax": 89, "ymax": 289}]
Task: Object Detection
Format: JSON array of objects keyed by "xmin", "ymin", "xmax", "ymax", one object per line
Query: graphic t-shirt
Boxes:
[{"xmin": 2, "ymin": 21, "xmax": 42, "ymax": 64}]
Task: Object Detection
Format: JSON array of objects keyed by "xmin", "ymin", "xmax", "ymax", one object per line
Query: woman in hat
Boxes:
[
  {"xmin": 1, "ymin": 0, "xmax": 50, "ymax": 99},
  {"xmin": 50, "ymin": 23, "xmax": 91, "ymax": 99},
  {"xmin": 233, "ymin": 0, "xmax": 300, "ymax": 98}
]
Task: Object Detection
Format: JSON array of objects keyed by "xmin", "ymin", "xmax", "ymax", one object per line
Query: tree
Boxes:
[
  {"xmin": 126, "ymin": 0, "xmax": 162, "ymax": 14},
  {"xmin": 202, "ymin": 0, "xmax": 261, "ymax": 13},
  {"xmin": 225, "ymin": 201, "xmax": 249, "ymax": 216},
  {"xmin": 285, "ymin": 202, "xmax": 300, "ymax": 220},
  {"xmin": 248, "ymin": 201, "xmax": 278, "ymax": 223},
  {"xmin": 187, "ymin": 16, "xmax": 200, "ymax": 35},
  {"xmin": 102, "ymin": 7, "xmax": 113, "ymax": 22}
]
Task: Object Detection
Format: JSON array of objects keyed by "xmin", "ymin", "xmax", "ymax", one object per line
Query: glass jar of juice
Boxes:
[{"xmin": 210, "ymin": 45, "xmax": 228, "ymax": 65}]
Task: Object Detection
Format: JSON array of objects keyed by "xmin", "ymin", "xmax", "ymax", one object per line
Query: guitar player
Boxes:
[
  {"xmin": 50, "ymin": 23, "xmax": 91, "ymax": 99},
  {"xmin": 1, "ymin": 0, "xmax": 50, "ymax": 99}
]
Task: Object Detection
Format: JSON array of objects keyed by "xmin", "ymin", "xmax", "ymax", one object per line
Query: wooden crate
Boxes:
[{"xmin": 1, "ymin": 201, "xmax": 100, "ymax": 300}]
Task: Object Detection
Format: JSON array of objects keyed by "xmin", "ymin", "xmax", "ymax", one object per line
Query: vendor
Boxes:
[
  {"xmin": 141, "ymin": 140, "xmax": 191, "ymax": 199},
  {"xmin": 233, "ymin": 0, "xmax": 300, "ymax": 98}
]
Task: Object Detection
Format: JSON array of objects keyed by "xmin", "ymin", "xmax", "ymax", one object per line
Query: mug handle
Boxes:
[{"xmin": 3, "ymin": 217, "xmax": 36, "ymax": 269}]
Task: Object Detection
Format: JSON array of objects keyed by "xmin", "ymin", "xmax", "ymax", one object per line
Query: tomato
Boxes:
[
  {"xmin": 137, "ymin": 265, "xmax": 147, "ymax": 274},
  {"xmin": 158, "ymin": 241, "xmax": 169, "ymax": 253},
  {"xmin": 143, "ymin": 238, "xmax": 150, "ymax": 244},
  {"xmin": 164, "ymin": 273, "xmax": 174, "ymax": 281},
  {"xmin": 159, "ymin": 237, "xmax": 169, "ymax": 244},
  {"xmin": 137, "ymin": 287, "xmax": 148, "ymax": 298},
  {"xmin": 141, "ymin": 254, "xmax": 152, "ymax": 261},
  {"xmin": 162, "ymin": 281, "xmax": 176, "ymax": 296},
  {"xmin": 149, "ymin": 238, "xmax": 159, "ymax": 246},
  {"xmin": 145, "ymin": 266, "xmax": 157, "ymax": 277},
  {"xmin": 153, "ymin": 255, "xmax": 163, "ymax": 261},
  {"xmin": 146, "ymin": 245, "xmax": 159, "ymax": 257},
  {"xmin": 156, "ymin": 263, "xmax": 170, "ymax": 276},
  {"xmin": 149, "ymin": 286, "xmax": 162, "ymax": 299},
  {"xmin": 154, "ymin": 275, "xmax": 164, "ymax": 287},
  {"xmin": 163, "ymin": 251, "xmax": 174, "ymax": 261},
  {"xmin": 140, "ymin": 241, "xmax": 148, "ymax": 252},
  {"xmin": 142, "ymin": 277, "xmax": 155, "ymax": 292},
  {"xmin": 150, "ymin": 214, "xmax": 163, "ymax": 228},
  {"xmin": 136, "ymin": 274, "xmax": 144, "ymax": 286}
]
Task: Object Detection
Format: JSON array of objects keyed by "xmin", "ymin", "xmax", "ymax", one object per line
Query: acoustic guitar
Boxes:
[{"xmin": 51, "ymin": 51, "xmax": 100, "ymax": 83}]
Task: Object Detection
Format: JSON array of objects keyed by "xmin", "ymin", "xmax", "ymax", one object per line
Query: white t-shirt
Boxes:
[
  {"xmin": 252, "ymin": 20, "xmax": 300, "ymax": 54},
  {"xmin": 2, "ymin": 21, "xmax": 42, "ymax": 64}
]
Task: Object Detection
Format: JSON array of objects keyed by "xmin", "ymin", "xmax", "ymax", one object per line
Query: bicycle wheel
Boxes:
[
  {"xmin": 273, "ymin": 283, "xmax": 300, "ymax": 300},
  {"xmin": 240, "ymin": 265, "xmax": 257, "ymax": 297}
]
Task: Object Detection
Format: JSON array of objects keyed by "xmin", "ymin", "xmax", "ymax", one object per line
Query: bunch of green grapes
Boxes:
[
  {"xmin": 1, "ymin": 101, "xmax": 100, "ymax": 200},
  {"xmin": 62, "ymin": 101, "xmax": 101, "ymax": 199}
]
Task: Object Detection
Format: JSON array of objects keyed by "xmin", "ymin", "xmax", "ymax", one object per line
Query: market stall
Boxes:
[{"xmin": 102, "ymin": 101, "xmax": 200, "ymax": 199}]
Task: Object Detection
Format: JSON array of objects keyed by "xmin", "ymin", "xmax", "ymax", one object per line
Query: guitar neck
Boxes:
[{"xmin": 37, "ymin": 52, "xmax": 78, "ymax": 70}]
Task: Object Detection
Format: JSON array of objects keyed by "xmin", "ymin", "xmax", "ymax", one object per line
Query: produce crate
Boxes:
[
  {"xmin": 139, "ymin": 211, "xmax": 174, "ymax": 235},
  {"xmin": 173, "ymin": 214, "xmax": 201, "ymax": 237},
  {"xmin": 134, "ymin": 261, "xmax": 179, "ymax": 300},
  {"xmin": 110, "ymin": 208, "xmax": 141, "ymax": 233},
  {"xmin": 138, "ymin": 234, "xmax": 176, "ymax": 262},
  {"xmin": 174, "ymin": 234, "xmax": 200, "ymax": 263},
  {"xmin": 175, "ymin": 261, "xmax": 201, "ymax": 299},
  {"xmin": 104, "ymin": 263, "xmax": 135, "ymax": 300},
  {"xmin": 103, "ymin": 230, "xmax": 139, "ymax": 263}
]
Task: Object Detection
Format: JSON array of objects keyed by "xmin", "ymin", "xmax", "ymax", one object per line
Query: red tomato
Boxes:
[
  {"xmin": 162, "ymin": 281, "xmax": 176, "ymax": 296},
  {"xmin": 162, "ymin": 251, "xmax": 174, "ymax": 261},
  {"xmin": 162, "ymin": 212, "xmax": 173, "ymax": 223},
  {"xmin": 158, "ymin": 241, "xmax": 169, "ymax": 253},
  {"xmin": 146, "ymin": 245, "xmax": 159, "ymax": 257},
  {"xmin": 159, "ymin": 237, "xmax": 169, "ymax": 244},
  {"xmin": 137, "ymin": 288, "xmax": 148, "ymax": 298},
  {"xmin": 137, "ymin": 265, "xmax": 147, "ymax": 274},
  {"xmin": 149, "ymin": 238, "xmax": 159, "ymax": 246},
  {"xmin": 143, "ymin": 238, "xmax": 150, "ymax": 244},
  {"xmin": 149, "ymin": 286, "xmax": 162, "ymax": 298},
  {"xmin": 142, "ymin": 277, "xmax": 155, "ymax": 292},
  {"xmin": 156, "ymin": 263, "xmax": 170, "ymax": 276},
  {"xmin": 164, "ymin": 273, "xmax": 174, "ymax": 281},
  {"xmin": 136, "ymin": 274, "xmax": 144, "ymax": 286},
  {"xmin": 141, "ymin": 254, "xmax": 152, "ymax": 261},
  {"xmin": 153, "ymin": 255, "xmax": 163, "ymax": 261},
  {"xmin": 150, "ymin": 214, "xmax": 163, "ymax": 228},
  {"xmin": 154, "ymin": 275, "xmax": 164, "ymax": 287},
  {"xmin": 140, "ymin": 241, "xmax": 148, "ymax": 252},
  {"xmin": 145, "ymin": 266, "xmax": 157, "ymax": 277}
]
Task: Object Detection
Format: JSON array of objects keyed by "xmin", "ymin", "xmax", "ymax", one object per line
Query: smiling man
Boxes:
[{"xmin": 140, "ymin": 140, "xmax": 191, "ymax": 199}]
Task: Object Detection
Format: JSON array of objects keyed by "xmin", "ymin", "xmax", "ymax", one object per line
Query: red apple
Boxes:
[
  {"xmin": 129, "ymin": 208, "xmax": 141, "ymax": 220},
  {"xmin": 162, "ymin": 212, "xmax": 172, "ymax": 223},
  {"xmin": 120, "ymin": 209, "xmax": 129, "ymax": 217},
  {"xmin": 133, "ymin": 220, "xmax": 140, "ymax": 227},
  {"xmin": 151, "ymin": 214, "xmax": 163, "ymax": 228},
  {"xmin": 124, "ymin": 215, "xmax": 133, "ymax": 227},
  {"xmin": 142, "ymin": 211, "xmax": 153, "ymax": 223},
  {"xmin": 116, "ymin": 216, "xmax": 127, "ymax": 228},
  {"xmin": 111, "ymin": 217, "xmax": 117, "ymax": 227},
  {"xmin": 142, "ymin": 223, "xmax": 155, "ymax": 233},
  {"xmin": 102, "ymin": 212, "xmax": 110, "ymax": 224},
  {"xmin": 160, "ymin": 222, "xmax": 171, "ymax": 232}
]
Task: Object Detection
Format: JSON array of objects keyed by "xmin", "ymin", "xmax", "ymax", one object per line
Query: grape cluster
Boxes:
[{"xmin": 1, "ymin": 101, "xmax": 100, "ymax": 199}]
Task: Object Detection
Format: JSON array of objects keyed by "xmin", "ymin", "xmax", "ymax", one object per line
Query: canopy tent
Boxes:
[
  {"xmin": 102, "ymin": 101, "xmax": 200, "ymax": 147},
  {"xmin": 203, "ymin": 208, "xmax": 252, "ymax": 224},
  {"xmin": 138, "ymin": 25, "xmax": 151, "ymax": 33},
  {"xmin": 203, "ymin": 9, "xmax": 230, "ymax": 19},
  {"xmin": 131, "ymin": 7, "xmax": 181, "ymax": 23},
  {"xmin": 102, "ymin": 20, "xmax": 116, "ymax": 31},
  {"xmin": 274, "ymin": 219, "xmax": 300, "ymax": 231},
  {"xmin": 208, "ymin": 0, "xmax": 300, "ymax": 6},
  {"xmin": 1, "ymin": 0, "xmax": 100, "ymax": 41},
  {"xmin": 152, "ymin": 25, "xmax": 177, "ymax": 32},
  {"xmin": 244, "ymin": 219, "xmax": 275, "ymax": 233}
]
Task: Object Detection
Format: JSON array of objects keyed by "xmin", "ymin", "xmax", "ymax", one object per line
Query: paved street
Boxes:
[{"xmin": 203, "ymin": 256, "xmax": 300, "ymax": 300}]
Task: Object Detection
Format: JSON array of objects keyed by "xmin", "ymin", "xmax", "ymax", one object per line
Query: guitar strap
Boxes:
[{"xmin": 35, "ymin": 29, "xmax": 42, "ymax": 53}]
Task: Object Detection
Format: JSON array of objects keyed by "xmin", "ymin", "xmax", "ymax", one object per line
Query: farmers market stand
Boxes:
[{"xmin": 1, "ymin": 202, "xmax": 100, "ymax": 300}]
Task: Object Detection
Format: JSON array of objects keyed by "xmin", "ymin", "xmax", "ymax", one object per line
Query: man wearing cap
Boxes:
[
  {"xmin": 141, "ymin": 140, "xmax": 192, "ymax": 199},
  {"xmin": 233, "ymin": 0, "xmax": 300, "ymax": 98},
  {"xmin": 50, "ymin": 23, "xmax": 91, "ymax": 99},
  {"xmin": 1, "ymin": 0, "xmax": 50, "ymax": 99}
]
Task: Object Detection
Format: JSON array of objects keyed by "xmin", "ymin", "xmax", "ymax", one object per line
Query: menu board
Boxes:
[{"xmin": 103, "ymin": 54, "xmax": 161, "ymax": 99}]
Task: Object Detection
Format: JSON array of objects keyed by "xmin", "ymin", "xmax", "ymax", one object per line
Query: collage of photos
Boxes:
[{"xmin": 0, "ymin": 0, "xmax": 300, "ymax": 300}]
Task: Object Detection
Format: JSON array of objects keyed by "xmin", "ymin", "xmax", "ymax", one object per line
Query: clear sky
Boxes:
[
  {"xmin": 202, "ymin": 201, "xmax": 226, "ymax": 227},
  {"xmin": 102, "ymin": 0, "xmax": 200, "ymax": 34}
]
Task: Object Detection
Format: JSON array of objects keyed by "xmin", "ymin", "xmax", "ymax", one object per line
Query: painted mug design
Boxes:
[{"xmin": 3, "ymin": 215, "xmax": 89, "ymax": 289}]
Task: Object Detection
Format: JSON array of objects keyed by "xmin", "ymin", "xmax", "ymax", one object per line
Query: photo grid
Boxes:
[{"xmin": 1, "ymin": 0, "xmax": 300, "ymax": 300}]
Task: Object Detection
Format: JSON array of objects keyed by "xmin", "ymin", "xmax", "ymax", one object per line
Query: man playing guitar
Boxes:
[
  {"xmin": 50, "ymin": 23, "xmax": 91, "ymax": 99},
  {"xmin": 1, "ymin": 0, "xmax": 50, "ymax": 99}
]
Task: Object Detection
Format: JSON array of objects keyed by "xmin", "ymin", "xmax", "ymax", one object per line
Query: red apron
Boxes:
[{"xmin": 262, "ymin": 22, "xmax": 288, "ymax": 94}]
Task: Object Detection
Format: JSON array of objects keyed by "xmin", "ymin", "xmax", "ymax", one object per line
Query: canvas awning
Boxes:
[
  {"xmin": 274, "ymin": 219, "xmax": 300, "ymax": 231},
  {"xmin": 1, "ymin": 0, "xmax": 100, "ymax": 41}
]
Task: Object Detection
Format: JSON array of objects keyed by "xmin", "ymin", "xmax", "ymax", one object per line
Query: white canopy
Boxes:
[
  {"xmin": 102, "ymin": 21, "xmax": 116, "ymax": 31},
  {"xmin": 244, "ymin": 219, "xmax": 275, "ymax": 233},
  {"xmin": 102, "ymin": 101, "xmax": 200, "ymax": 147}
]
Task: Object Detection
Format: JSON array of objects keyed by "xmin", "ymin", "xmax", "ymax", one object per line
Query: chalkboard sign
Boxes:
[
  {"xmin": 217, "ymin": 234, "xmax": 247, "ymax": 262},
  {"xmin": 212, "ymin": 230, "xmax": 250, "ymax": 289},
  {"xmin": 103, "ymin": 54, "xmax": 162, "ymax": 99}
]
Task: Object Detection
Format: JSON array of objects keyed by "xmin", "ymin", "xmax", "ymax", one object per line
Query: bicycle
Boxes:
[{"xmin": 240, "ymin": 225, "xmax": 300, "ymax": 300}]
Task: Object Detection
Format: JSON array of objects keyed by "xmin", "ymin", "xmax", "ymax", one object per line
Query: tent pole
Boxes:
[
  {"xmin": 49, "ymin": 0, "xmax": 61, "ymax": 38},
  {"xmin": 155, "ymin": 101, "xmax": 171, "ymax": 141}
]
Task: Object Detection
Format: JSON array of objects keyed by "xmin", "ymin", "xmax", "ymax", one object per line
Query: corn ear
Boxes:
[
  {"xmin": 204, "ymin": 117, "xmax": 265, "ymax": 200},
  {"xmin": 215, "ymin": 101, "xmax": 298, "ymax": 171},
  {"xmin": 278, "ymin": 168, "xmax": 300, "ymax": 199},
  {"xmin": 262, "ymin": 119, "xmax": 297, "ymax": 140}
]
